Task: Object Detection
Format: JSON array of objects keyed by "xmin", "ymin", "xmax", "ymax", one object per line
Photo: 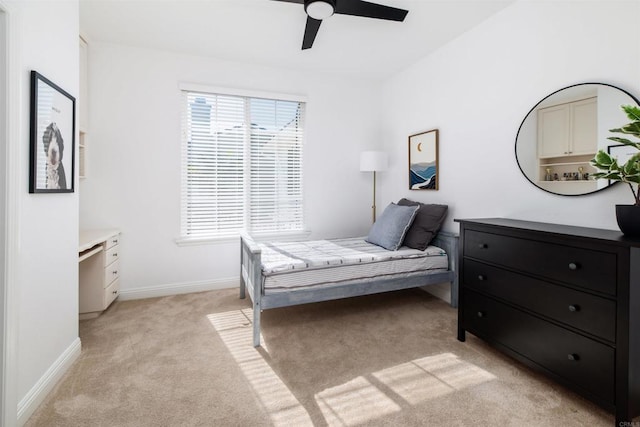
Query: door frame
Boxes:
[{"xmin": 0, "ymin": 1, "xmax": 19, "ymax": 426}]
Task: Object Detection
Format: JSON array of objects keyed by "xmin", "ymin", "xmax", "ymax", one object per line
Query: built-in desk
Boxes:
[{"xmin": 79, "ymin": 229, "xmax": 121, "ymax": 319}]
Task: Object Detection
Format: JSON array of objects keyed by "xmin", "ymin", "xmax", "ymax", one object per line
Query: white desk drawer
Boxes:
[
  {"xmin": 105, "ymin": 245, "xmax": 120, "ymax": 266},
  {"xmin": 104, "ymin": 259, "xmax": 120, "ymax": 286},
  {"xmin": 105, "ymin": 235, "xmax": 120, "ymax": 250},
  {"xmin": 104, "ymin": 278, "xmax": 120, "ymax": 307}
]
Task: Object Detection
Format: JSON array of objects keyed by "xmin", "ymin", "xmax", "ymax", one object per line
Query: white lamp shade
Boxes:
[{"xmin": 360, "ymin": 151, "xmax": 388, "ymax": 172}]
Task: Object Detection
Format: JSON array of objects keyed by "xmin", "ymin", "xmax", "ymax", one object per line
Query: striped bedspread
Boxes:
[{"xmin": 259, "ymin": 237, "xmax": 446, "ymax": 276}]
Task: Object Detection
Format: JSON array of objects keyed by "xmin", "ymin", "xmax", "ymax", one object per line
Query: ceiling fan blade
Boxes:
[
  {"xmin": 335, "ymin": 0, "xmax": 408, "ymax": 21},
  {"xmin": 302, "ymin": 16, "xmax": 322, "ymax": 50},
  {"xmin": 270, "ymin": 0, "xmax": 304, "ymax": 3}
]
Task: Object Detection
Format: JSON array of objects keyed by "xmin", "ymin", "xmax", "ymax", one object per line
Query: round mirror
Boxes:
[{"xmin": 515, "ymin": 83, "xmax": 640, "ymax": 196}]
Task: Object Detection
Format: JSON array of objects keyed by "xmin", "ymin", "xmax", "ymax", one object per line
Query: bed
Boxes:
[{"xmin": 239, "ymin": 230, "xmax": 458, "ymax": 347}]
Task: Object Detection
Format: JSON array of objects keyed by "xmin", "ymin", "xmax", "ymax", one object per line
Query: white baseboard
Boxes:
[
  {"xmin": 421, "ymin": 282, "xmax": 451, "ymax": 304},
  {"xmin": 17, "ymin": 337, "xmax": 81, "ymax": 425},
  {"xmin": 118, "ymin": 277, "xmax": 239, "ymax": 301}
]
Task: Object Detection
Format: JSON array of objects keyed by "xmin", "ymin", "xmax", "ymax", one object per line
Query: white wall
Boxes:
[
  {"xmin": 9, "ymin": 0, "xmax": 80, "ymax": 422},
  {"xmin": 380, "ymin": 0, "xmax": 640, "ymax": 232},
  {"xmin": 0, "ymin": 4, "xmax": 8, "ymax": 424},
  {"xmin": 79, "ymin": 44, "xmax": 381, "ymax": 294}
]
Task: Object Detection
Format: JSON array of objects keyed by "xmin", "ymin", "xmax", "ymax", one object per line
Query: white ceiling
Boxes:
[{"xmin": 80, "ymin": 0, "xmax": 514, "ymax": 79}]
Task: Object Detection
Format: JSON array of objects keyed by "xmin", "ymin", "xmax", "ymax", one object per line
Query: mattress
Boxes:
[{"xmin": 259, "ymin": 237, "xmax": 448, "ymax": 292}]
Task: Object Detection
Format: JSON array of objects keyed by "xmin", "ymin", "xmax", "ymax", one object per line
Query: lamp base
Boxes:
[{"xmin": 372, "ymin": 171, "xmax": 377, "ymax": 223}]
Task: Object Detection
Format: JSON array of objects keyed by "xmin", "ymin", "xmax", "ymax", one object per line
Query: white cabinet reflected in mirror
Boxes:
[{"xmin": 516, "ymin": 83, "xmax": 640, "ymax": 196}]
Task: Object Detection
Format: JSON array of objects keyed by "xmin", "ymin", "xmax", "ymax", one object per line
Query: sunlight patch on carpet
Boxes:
[
  {"xmin": 316, "ymin": 352, "xmax": 496, "ymax": 426},
  {"xmin": 373, "ymin": 353, "xmax": 496, "ymax": 404},
  {"xmin": 207, "ymin": 310, "xmax": 313, "ymax": 427},
  {"xmin": 316, "ymin": 376, "xmax": 402, "ymax": 426}
]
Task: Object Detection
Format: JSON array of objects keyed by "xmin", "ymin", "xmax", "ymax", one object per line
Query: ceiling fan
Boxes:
[{"xmin": 272, "ymin": 0, "xmax": 409, "ymax": 50}]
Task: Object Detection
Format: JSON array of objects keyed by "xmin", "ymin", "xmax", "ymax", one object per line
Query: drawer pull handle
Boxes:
[
  {"xmin": 567, "ymin": 353, "xmax": 580, "ymax": 361},
  {"xmin": 113, "ymin": 253, "xmax": 118, "ymax": 257},
  {"xmin": 478, "ymin": 243, "xmax": 488, "ymax": 249},
  {"xmin": 568, "ymin": 262, "xmax": 578, "ymax": 271},
  {"xmin": 112, "ymin": 290, "xmax": 118, "ymax": 294},
  {"xmin": 568, "ymin": 304, "xmax": 580, "ymax": 312},
  {"xmin": 478, "ymin": 275, "xmax": 486, "ymax": 281},
  {"xmin": 112, "ymin": 239, "xmax": 118, "ymax": 243},
  {"xmin": 113, "ymin": 271, "xmax": 118, "ymax": 275},
  {"xmin": 477, "ymin": 311, "xmax": 485, "ymax": 318}
]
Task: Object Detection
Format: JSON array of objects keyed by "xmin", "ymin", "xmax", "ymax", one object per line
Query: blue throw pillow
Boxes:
[{"xmin": 366, "ymin": 203, "xmax": 420, "ymax": 250}]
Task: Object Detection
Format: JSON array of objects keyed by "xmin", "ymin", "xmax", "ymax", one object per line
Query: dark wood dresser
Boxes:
[{"xmin": 456, "ymin": 218, "xmax": 640, "ymax": 424}]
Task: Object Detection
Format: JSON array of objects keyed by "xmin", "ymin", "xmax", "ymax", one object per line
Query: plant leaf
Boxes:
[
  {"xmin": 592, "ymin": 172, "xmax": 619, "ymax": 179},
  {"xmin": 612, "ymin": 122, "xmax": 640, "ymax": 138},
  {"xmin": 592, "ymin": 150, "xmax": 614, "ymax": 167},
  {"xmin": 625, "ymin": 175, "xmax": 640, "ymax": 184},
  {"xmin": 592, "ymin": 104, "xmax": 640, "ymax": 195},
  {"xmin": 606, "ymin": 138, "xmax": 640, "ymax": 152},
  {"xmin": 622, "ymin": 104, "xmax": 640, "ymax": 122}
]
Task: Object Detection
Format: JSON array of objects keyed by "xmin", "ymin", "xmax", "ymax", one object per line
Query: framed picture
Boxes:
[
  {"xmin": 608, "ymin": 144, "xmax": 637, "ymax": 165},
  {"xmin": 409, "ymin": 129, "xmax": 439, "ymax": 190},
  {"xmin": 607, "ymin": 144, "xmax": 638, "ymax": 186},
  {"xmin": 29, "ymin": 70, "xmax": 75, "ymax": 193}
]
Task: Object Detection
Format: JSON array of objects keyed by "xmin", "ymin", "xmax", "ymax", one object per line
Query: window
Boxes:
[{"xmin": 181, "ymin": 87, "xmax": 305, "ymax": 240}]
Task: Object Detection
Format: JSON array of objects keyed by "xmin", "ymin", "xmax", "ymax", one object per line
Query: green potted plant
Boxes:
[{"xmin": 591, "ymin": 104, "xmax": 640, "ymax": 236}]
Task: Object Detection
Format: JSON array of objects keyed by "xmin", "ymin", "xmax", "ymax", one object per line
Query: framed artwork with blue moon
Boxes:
[{"xmin": 409, "ymin": 129, "xmax": 438, "ymax": 190}]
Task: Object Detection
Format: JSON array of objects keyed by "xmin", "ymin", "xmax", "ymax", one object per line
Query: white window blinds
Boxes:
[{"xmin": 181, "ymin": 90, "xmax": 305, "ymax": 239}]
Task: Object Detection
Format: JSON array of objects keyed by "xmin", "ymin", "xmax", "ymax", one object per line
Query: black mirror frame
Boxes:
[{"xmin": 515, "ymin": 82, "xmax": 640, "ymax": 197}]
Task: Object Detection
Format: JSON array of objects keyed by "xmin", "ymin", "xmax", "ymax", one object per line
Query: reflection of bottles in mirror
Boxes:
[
  {"xmin": 545, "ymin": 168, "xmax": 553, "ymax": 181},
  {"xmin": 578, "ymin": 167, "xmax": 584, "ymax": 181},
  {"xmin": 554, "ymin": 173, "xmax": 559, "ymax": 181}
]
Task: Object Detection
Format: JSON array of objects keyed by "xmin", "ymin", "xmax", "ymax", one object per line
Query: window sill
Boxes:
[
  {"xmin": 175, "ymin": 230, "xmax": 312, "ymax": 247},
  {"xmin": 248, "ymin": 230, "xmax": 312, "ymax": 243}
]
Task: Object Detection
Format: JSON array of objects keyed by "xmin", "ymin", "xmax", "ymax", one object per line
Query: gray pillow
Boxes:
[
  {"xmin": 366, "ymin": 203, "xmax": 420, "ymax": 250},
  {"xmin": 397, "ymin": 198, "xmax": 448, "ymax": 250}
]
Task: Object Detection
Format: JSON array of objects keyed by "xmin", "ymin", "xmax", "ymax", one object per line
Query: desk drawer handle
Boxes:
[
  {"xmin": 113, "ymin": 270, "xmax": 118, "ymax": 275},
  {"xmin": 477, "ymin": 311, "xmax": 485, "ymax": 318},
  {"xmin": 478, "ymin": 275, "xmax": 486, "ymax": 281},
  {"xmin": 112, "ymin": 239, "xmax": 118, "ymax": 244},
  {"xmin": 113, "ymin": 253, "xmax": 118, "ymax": 257},
  {"xmin": 112, "ymin": 290, "xmax": 118, "ymax": 294},
  {"xmin": 568, "ymin": 262, "xmax": 579, "ymax": 271},
  {"xmin": 567, "ymin": 353, "xmax": 580, "ymax": 361},
  {"xmin": 568, "ymin": 304, "xmax": 580, "ymax": 312},
  {"xmin": 478, "ymin": 243, "xmax": 488, "ymax": 249}
]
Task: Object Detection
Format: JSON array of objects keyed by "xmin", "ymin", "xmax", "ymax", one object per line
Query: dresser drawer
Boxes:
[
  {"xmin": 462, "ymin": 290, "xmax": 614, "ymax": 403},
  {"xmin": 104, "ymin": 245, "xmax": 120, "ymax": 266},
  {"xmin": 464, "ymin": 229, "xmax": 616, "ymax": 295},
  {"xmin": 463, "ymin": 259, "xmax": 616, "ymax": 341},
  {"xmin": 104, "ymin": 259, "xmax": 120, "ymax": 286}
]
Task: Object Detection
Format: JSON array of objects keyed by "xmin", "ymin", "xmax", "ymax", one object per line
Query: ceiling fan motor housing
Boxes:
[{"xmin": 304, "ymin": 0, "xmax": 337, "ymax": 20}]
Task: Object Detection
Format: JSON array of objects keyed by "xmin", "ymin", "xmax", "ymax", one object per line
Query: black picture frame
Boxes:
[
  {"xmin": 408, "ymin": 129, "xmax": 439, "ymax": 190},
  {"xmin": 607, "ymin": 144, "xmax": 636, "ymax": 186},
  {"xmin": 29, "ymin": 70, "xmax": 75, "ymax": 193},
  {"xmin": 608, "ymin": 143, "xmax": 636, "ymax": 164}
]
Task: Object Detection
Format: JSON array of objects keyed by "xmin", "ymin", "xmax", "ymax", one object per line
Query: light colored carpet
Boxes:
[{"xmin": 26, "ymin": 288, "xmax": 617, "ymax": 426}]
